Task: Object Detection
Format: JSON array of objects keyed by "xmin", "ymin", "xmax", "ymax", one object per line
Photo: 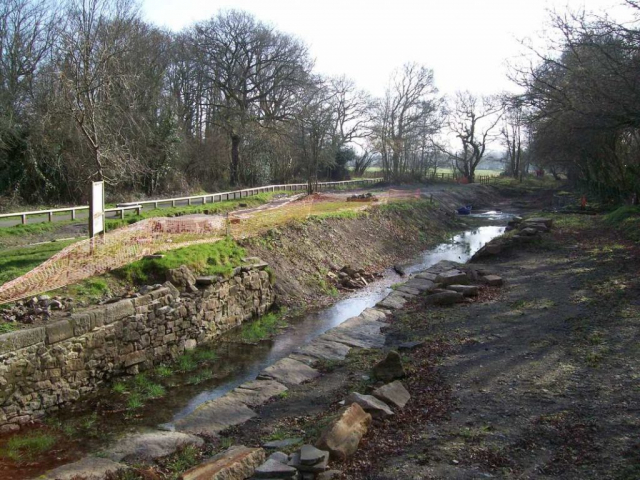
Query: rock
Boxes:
[
  {"xmin": 289, "ymin": 448, "xmax": 330, "ymax": 473},
  {"xmin": 393, "ymin": 264, "xmax": 407, "ymax": 276},
  {"xmin": 263, "ymin": 438, "xmax": 303, "ymax": 449},
  {"xmin": 254, "ymin": 458, "xmax": 298, "ymax": 478},
  {"xmin": 43, "ymin": 456, "xmax": 125, "ymax": 480},
  {"xmin": 195, "ymin": 276, "xmax": 221, "ymax": 286},
  {"xmin": 424, "ymin": 291, "xmax": 464, "ymax": 305},
  {"xmin": 268, "ymin": 452, "xmax": 290, "ymax": 463},
  {"xmin": 415, "ymin": 272, "xmax": 437, "ymax": 281},
  {"xmin": 520, "ymin": 227, "xmax": 538, "ymax": 236},
  {"xmin": 435, "ymin": 269, "xmax": 469, "ymax": 286},
  {"xmin": 296, "ymin": 339, "xmax": 351, "ymax": 362},
  {"xmin": 397, "ymin": 341, "xmax": 424, "ymax": 351},
  {"xmin": 447, "ymin": 284, "xmax": 479, "ymax": 297},
  {"xmin": 174, "ymin": 396, "xmax": 257, "ymax": 436},
  {"xmin": 483, "ymin": 275, "xmax": 503, "ymax": 286},
  {"xmin": 259, "ymin": 357, "xmax": 320, "ymax": 385},
  {"xmin": 298, "ymin": 444, "xmax": 327, "ymax": 466},
  {"xmin": 321, "ymin": 312, "xmax": 387, "ymax": 349},
  {"xmin": 50, "ymin": 300, "xmax": 64, "ymax": 310},
  {"xmin": 345, "ymin": 392, "xmax": 394, "ymax": 417},
  {"xmin": 484, "ymin": 243, "xmax": 503, "ymax": 255},
  {"xmin": 166, "ymin": 265, "xmax": 196, "ymax": 289},
  {"xmin": 376, "ymin": 293, "xmax": 406, "ymax": 310},
  {"xmin": 103, "ymin": 430, "xmax": 204, "ymax": 463},
  {"xmin": 225, "ymin": 379, "xmax": 288, "ymax": 407},
  {"xmin": 182, "ymin": 445, "xmax": 265, "ymax": 480},
  {"xmin": 184, "ymin": 339, "xmax": 197, "ymax": 351},
  {"xmin": 372, "ymin": 351, "xmax": 405, "ymax": 382},
  {"xmin": 404, "ymin": 278, "xmax": 436, "ymax": 292},
  {"xmin": 316, "ymin": 403, "xmax": 372, "ymax": 460},
  {"xmin": 523, "ymin": 217, "xmax": 552, "ymax": 227},
  {"xmin": 373, "ymin": 381, "xmax": 411, "ymax": 410},
  {"xmin": 395, "ymin": 285, "xmax": 421, "ymax": 296}
]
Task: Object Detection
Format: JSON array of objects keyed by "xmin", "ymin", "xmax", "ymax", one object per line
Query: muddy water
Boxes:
[{"xmin": 4, "ymin": 219, "xmax": 509, "ymax": 479}]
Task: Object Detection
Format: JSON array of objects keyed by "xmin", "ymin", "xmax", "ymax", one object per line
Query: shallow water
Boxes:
[
  {"xmin": 11, "ymin": 221, "xmax": 509, "ymax": 480},
  {"xmin": 169, "ymin": 224, "xmax": 507, "ymax": 424}
]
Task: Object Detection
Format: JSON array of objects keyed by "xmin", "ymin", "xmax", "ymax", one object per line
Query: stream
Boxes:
[
  {"xmin": 9, "ymin": 214, "xmax": 511, "ymax": 480},
  {"xmin": 169, "ymin": 216, "xmax": 510, "ymax": 425}
]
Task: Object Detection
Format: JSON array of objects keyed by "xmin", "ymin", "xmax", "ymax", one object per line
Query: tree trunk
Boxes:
[{"xmin": 230, "ymin": 133, "xmax": 241, "ymax": 186}]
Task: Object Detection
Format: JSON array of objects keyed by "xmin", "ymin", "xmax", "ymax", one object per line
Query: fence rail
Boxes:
[{"xmin": 0, "ymin": 178, "xmax": 383, "ymax": 225}]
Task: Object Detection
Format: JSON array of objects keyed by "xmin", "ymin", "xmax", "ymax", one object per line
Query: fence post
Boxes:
[
  {"xmin": 48, "ymin": 211, "xmax": 53, "ymax": 222},
  {"xmin": 120, "ymin": 209, "xmax": 125, "ymax": 220},
  {"xmin": 71, "ymin": 209, "xmax": 76, "ymax": 220},
  {"xmin": 22, "ymin": 214, "xmax": 27, "ymax": 225}
]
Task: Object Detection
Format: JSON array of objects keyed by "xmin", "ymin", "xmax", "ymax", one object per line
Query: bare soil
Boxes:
[{"xmin": 215, "ymin": 213, "xmax": 640, "ymax": 480}]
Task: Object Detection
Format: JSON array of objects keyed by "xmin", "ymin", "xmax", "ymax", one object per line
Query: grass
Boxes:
[
  {"xmin": 0, "ymin": 431, "xmax": 57, "ymax": 461},
  {"xmin": 0, "ymin": 240, "xmax": 76, "ymax": 285},
  {"xmin": 0, "ymin": 220, "xmax": 75, "ymax": 240},
  {"xmin": 604, "ymin": 205, "xmax": 640, "ymax": 241},
  {"xmin": 114, "ymin": 237, "xmax": 245, "ymax": 284},
  {"xmin": 0, "ymin": 323, "xmax": 18, "ymax": 334},
  {"xmin": 239, "ymin": 311, "xmax": 286, "ymax": 342},
  {"xmin": 104, "ymin": 190, "xmax": 292, "ymax": 231}
]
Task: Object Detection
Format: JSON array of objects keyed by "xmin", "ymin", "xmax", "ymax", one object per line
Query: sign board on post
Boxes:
[{"xmin": 90, "ymin": 181, "xmax": 105, "ymax": 238}]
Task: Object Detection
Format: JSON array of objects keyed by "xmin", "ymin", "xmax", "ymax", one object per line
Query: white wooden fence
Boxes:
[{"xmin": 0, "ymin": 178, "xmax": 382, "ymax": 225}]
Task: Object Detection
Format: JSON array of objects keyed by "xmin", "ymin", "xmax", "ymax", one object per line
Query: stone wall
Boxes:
[{"xmin": 0, "ymin": 264, "xmax": 275, "ymax": 433}]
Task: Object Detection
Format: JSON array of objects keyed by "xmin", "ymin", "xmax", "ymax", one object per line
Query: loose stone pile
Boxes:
[
  {"xmin": 473, "ymin": 216, "xmax": 554, "ymax": 260},
  {"xmin": 328, "ymin": 265, "xmax": 380, "ymax": 291},
  {"xmin": 377, "ymin": 260, "xmax": 501, "ymax": 311}
]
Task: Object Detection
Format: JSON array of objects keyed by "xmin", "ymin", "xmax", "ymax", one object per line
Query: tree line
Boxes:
[
  {"xmin": 516, "ymin": 0, "xmax": 640, "ymax": 201},
  {"xmin": 0, "ymin": 0, "xmax": 513, "ymax": 206}
]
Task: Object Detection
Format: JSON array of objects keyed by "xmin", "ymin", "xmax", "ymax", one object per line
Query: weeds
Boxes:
[
  {"xmin": 0, "ymin": 431, "xmax": 57, "ymax": 461},
  {"xmin": 239, "ymin": 312, "xmax": 285, "ymax": 342}
]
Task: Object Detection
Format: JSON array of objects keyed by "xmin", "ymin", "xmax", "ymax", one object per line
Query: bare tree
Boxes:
[
  {"xmin": 501, "ymin": 97, "xmax": 529, "ymax": 180},
  {"xmin": 57, "ymin": 0, "xmax": 141, "ymax": 182},
  {"xmin": 371, "ymin": 63, "xmax": 442, "ymax": 181},
  {"xmin": 193, "ymin": 10, "xmax": 312, "ymax": 185},
  {"xmin": 443, "ymin": 92, "xmax": 503, "ymax": 182}
]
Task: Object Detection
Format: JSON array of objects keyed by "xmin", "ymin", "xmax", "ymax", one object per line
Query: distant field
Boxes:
[{"xmin": 354, "ymin": 167, "xmax": 503, "ymax": 177}]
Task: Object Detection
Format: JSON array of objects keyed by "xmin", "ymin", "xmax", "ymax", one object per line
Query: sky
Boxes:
[{"xmin": 141, "ymin": 0, "xmax": 634, "ymax": 99}]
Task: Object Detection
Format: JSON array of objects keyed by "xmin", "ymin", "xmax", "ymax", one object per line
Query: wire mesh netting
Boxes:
[{"xmin": 0, "ymin": 190, "xmax": 422, "ymax": 305}]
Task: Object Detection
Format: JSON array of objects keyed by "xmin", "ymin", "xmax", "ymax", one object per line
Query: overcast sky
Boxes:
[{"xmin": 141, "ymin": 0, "xmax": 633, "ymax": 97}]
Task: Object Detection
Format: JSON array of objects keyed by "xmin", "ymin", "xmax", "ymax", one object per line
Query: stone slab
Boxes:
[
  {"xmin": 373, "ymin": 381, "xmax": 411, "ymax": 410},
  {"xmin": 321, "ymin": 315, "xmax": 387, "ymax": 349},
  {"xmin": 376, "ymin": 293, "xmax": 406, "ymax": 310},
  {"xmin": 435, "ymin": 270, "xmax": 468, "ymax": 286},
  {"xmin": 414, "ymin": 272, "xmax": 437, "ymax": 281},
  {"xmin": 43, "ymin": 456, "xmax": 125, "ymax": 480},
  {"xmin": 346, "ymin": 392, "xmax": 394, "ymax": 417},
  {"xmin": 225, "ymin": 379, "xmax": 288, "ymax": 407},
  {"xmin": 483, "ymin": 275, "xmax": 504, "ymax": 286},
  {"xmin": 174, "ymin": 396, "xmax": 257, "ymax": 436},
  {"xmin": 447, "ymin": 284, "xmax": 479, "ymax": 297},
  {"xmin": 182, "ymin": 445, "xmax": 265, "ymax": 480},
  {"xmin": 403, "ymin": 278, "xmax": 436, "ymax": 292},
  {"xmin": 296, "ymin": 339, "xmax": 351, "ymax": 361},
  {"xmin": 254, "ymin": 458, "xmax": 298, "ymax": 478},
  {"xmin": 103, "ymin": 430, "xmax": 204, "ymax": 463},
  {"xmin": 259, "ymin": 357, "xmax": 320, "ymax": 385},
  {"xmin": 395, "ymin": 286, "xmax": 421, "ymax": 296},
  {"xmin": 424, "ymin": 291, "xmax": 464, "ymax": 305}
]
